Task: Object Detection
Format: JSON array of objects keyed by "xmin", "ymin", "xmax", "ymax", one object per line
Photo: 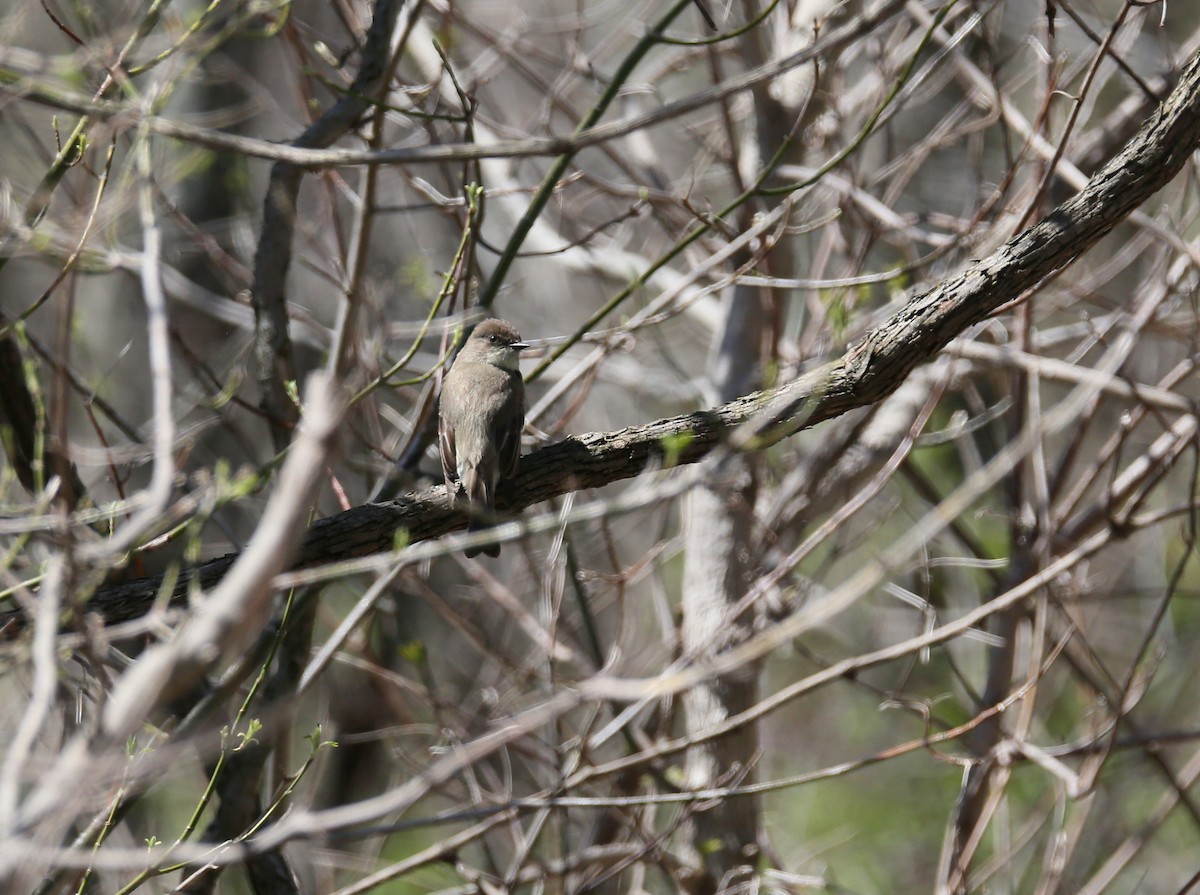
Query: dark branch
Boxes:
[
  {"xmin": 251, "ymin": 0, "xmax": 405, "ymax": 450},
  {"xmin": 8, "ymin": 49, "xmax": 1200, "ymax": 636}
]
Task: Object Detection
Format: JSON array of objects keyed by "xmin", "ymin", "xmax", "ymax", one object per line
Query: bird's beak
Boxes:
[{"xmin": 512, "ymin": 342, "xmax": 530, "ymax": 351}]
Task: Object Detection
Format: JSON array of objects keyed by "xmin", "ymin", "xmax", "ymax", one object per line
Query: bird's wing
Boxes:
[
  {"xmin": 438, "ymin": 400, "xmax": 457, "ymax": 494},
  {"xmin": 496, "ymin": 373, "xmax": 525, "ymax": 480}
]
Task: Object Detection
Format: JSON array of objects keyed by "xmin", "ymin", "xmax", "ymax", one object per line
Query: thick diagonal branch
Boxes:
[{"xmin": 21, "ymin": 48, "xmax": 1200, "ymax": 633}]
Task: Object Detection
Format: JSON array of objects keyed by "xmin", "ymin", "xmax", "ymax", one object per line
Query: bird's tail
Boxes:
[
  {"xmin": 463, "ymin": 469, "xmax": 501, "ymax": 558},
  {"xmin": 465, "ymin": 516, "xmax": 501, "ymax": 558}
]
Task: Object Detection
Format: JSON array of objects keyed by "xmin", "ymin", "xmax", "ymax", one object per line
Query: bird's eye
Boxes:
[{"xmin": 490, "ymin": 335, "xmax": 500, "ymax": 343}]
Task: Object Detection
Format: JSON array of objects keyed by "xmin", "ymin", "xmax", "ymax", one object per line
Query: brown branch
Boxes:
[
  {"xmin": 8, "ymin": 48, "xmax": 1200, "ymax": 636},
  {"xmin": 252, "ymin": 0, "xmax": 405, "ymax": 450}
]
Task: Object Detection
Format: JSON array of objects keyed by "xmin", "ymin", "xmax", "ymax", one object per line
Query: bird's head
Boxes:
[{"xmin": 460, "ymin": 319, "xmax": 528, "ymax": 370}]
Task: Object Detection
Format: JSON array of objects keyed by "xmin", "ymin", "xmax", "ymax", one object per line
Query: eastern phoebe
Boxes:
[{"xmin": 438, "ymin": 319, "xmax": 528, "ymax": 557}]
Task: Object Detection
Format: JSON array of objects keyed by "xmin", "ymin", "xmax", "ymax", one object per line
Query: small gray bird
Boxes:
[{"xmin": 438, "ymin": 319, "xmax": 528, "ymax": 557}]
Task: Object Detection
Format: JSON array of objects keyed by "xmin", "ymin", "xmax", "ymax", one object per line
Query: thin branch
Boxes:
[{"xmin": 0, "ymin": 0, "xmax": 907, "ymax": 169}]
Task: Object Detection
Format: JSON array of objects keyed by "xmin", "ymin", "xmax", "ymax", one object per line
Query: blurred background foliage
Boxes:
[{"xmin": 2, "ymin": 0, "xmax": 1200, "ymax": 893}]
